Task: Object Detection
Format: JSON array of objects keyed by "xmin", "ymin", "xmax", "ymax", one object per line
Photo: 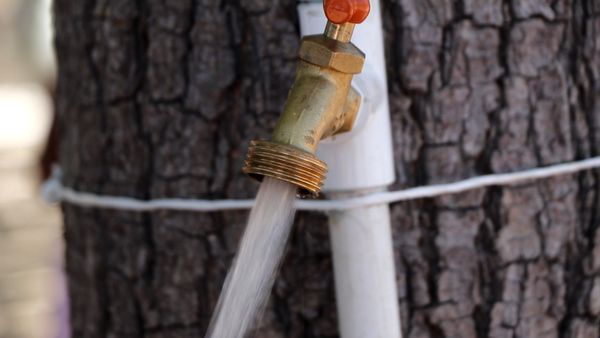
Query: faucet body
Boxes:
[
  {"xmin": 272, "ymin": 61, "xmax": 359, "ymax": 153},
  {"xmin": 244, "ymin": 22, "xmax": 366, "ymax": 196}
]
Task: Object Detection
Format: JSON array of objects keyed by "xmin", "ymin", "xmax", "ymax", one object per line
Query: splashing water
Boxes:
[{"xmin": 206, "ymin": 177, "xmax": 297, "ymax": 338}]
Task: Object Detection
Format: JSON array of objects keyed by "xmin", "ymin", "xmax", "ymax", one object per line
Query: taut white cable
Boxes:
[{"xmin": 42, "ymin": 156, "xmax": 600, "ymax": 211}]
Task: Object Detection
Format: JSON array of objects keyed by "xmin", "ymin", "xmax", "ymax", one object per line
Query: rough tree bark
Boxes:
[{"xmin": 54, "ymin": 0, "xmax": 600, "ymax": 337}]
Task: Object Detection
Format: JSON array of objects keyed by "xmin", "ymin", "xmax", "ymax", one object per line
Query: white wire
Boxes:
[{"xmin": 42, "ymin": 156, "xmax": 600, "ymax": 211}]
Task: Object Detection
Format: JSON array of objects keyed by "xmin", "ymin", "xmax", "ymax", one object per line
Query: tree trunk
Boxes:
[{"xmin": 54, "ymin": 0, "xmax": 600, "ymax": 337}]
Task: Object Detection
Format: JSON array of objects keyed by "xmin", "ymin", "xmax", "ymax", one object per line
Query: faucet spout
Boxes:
[{"xmin": 243, "ymin": 22, "xmax": 366, "ymax": 197}]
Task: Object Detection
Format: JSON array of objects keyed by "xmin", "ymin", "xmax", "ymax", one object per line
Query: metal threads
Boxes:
[{"xmin": 243, "ymin": 140, "xmax": 328, "ymax": 197}]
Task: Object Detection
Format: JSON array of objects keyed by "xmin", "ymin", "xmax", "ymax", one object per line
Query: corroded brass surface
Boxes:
[
  {"xmin": 243, "ymin": 19, "xmax": 366, "ymax": 197},
  {"xmin": 299, "ymin": 35, "xmax": 365, "ymax": 74},
  {"xmin": 271, "ymin": 61, "xmax": 357, "ymax": 153},
  {"xmin": 243, "ymin": 141, "xmax": 327, "ymax": 197},
  {"xmin": 337, "ymin": 86, "xmax": 361, "ymax": 134}
]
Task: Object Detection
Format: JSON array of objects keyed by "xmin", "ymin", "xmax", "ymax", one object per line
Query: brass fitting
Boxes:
[{"xmin": 243, "ymin": 22, "xmax": 365, "ymax": 197}]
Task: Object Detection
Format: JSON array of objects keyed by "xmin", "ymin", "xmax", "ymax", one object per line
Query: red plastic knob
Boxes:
[{"xmin": 324, "ymin": 0, "xmax": 370, "ymax": 24}]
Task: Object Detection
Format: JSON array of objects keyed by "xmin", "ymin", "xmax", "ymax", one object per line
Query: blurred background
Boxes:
[{"xmin": 0, "ymin": 0, "xmax": 67, "ymax": 337}]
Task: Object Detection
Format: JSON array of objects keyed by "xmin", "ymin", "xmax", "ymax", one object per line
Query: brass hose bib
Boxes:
[{"xmin": 243, "ymin": 2, "xmax": 369, "ymax": 197}]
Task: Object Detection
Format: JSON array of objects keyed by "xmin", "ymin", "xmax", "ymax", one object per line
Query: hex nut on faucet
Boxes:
[{"xmin": 299, "ymin": 36, "xmax": 365, "ymax": 74}]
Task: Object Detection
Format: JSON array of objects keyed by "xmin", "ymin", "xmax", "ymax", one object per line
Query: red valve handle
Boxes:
[{"xmin": 324, "ymin": 0, "xmax": 370, "ymax": 24}]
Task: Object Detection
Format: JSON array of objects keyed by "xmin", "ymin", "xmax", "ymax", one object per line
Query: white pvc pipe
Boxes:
[
  {"xmin": 328, "ymin": 190, "xmax": 401, "ymax": 338},
  {"xmin": 298, "ymin": 2, "xmax": 402, "ymax": 337}
]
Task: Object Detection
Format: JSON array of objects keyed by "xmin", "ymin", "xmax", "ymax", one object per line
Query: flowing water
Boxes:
[{"xmin": 206, "ymin": 177, "xmax": 297, "ymax": 338}]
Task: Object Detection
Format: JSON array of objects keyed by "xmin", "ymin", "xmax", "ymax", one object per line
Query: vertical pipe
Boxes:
[
  {"xmin": 298, "ymin": 2, "xmax": 402, "ymax": 337},
  {"xmin": 328, "ymin": 190, "xmax": 401, "ymax": 338}
]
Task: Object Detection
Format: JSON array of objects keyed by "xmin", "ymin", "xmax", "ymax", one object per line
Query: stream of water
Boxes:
[{"xmin": 206, "ymin": 177, "xmax": 298, "ymax": 338}]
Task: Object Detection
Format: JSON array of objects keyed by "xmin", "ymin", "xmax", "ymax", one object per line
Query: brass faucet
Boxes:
[{"xmin": 243, "ymin": 0, "xmax": 370, "ymax": 197}]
